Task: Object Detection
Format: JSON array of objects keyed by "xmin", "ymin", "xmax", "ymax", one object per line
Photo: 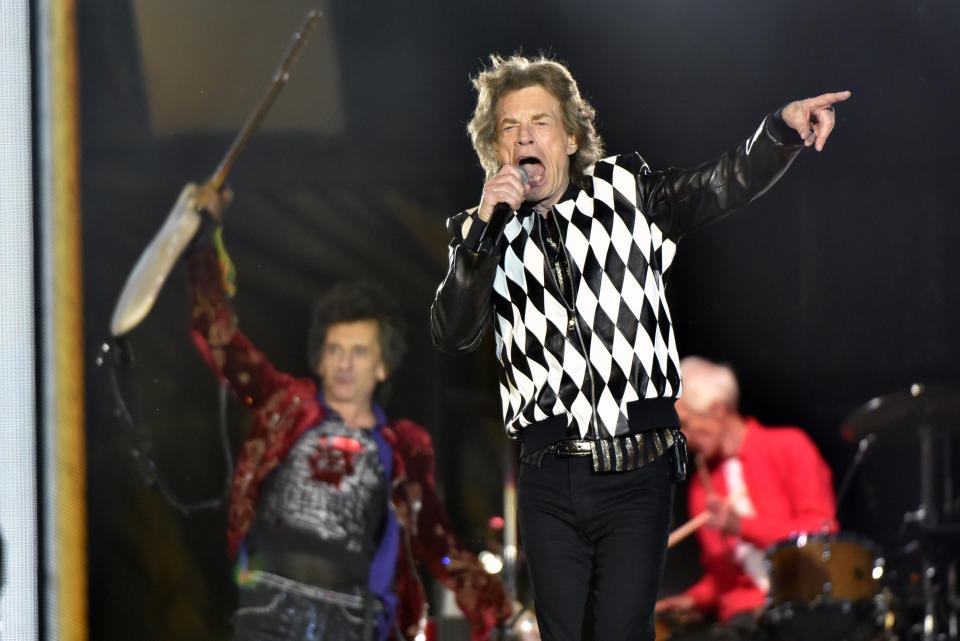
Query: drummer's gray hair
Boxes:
[{"xmin": 678, "ymin": 356, "xmax": 740, "ymax": 414}]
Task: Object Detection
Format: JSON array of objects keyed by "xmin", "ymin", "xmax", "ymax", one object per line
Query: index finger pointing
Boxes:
[{"xmin": 808, "ymin": 90, "xmax": 852, "ymax": 109}]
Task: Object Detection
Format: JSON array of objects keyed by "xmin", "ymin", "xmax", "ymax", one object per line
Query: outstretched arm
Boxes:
[
  {"xmin": 646, "ymin": 91, "xmax": 851, "ymax": 239},
  {"xmin": 186, "ymin": 189, "xmax": 297, "ymax": 410}
]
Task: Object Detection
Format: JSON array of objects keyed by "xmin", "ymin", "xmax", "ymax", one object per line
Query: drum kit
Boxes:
[
  {"xmin": 762, "ymin": 383, "xmax": 958, "ymax": 641},
  {"xmin": 656, "ymin": 383, "xmax": 959, "ymax": 641}
]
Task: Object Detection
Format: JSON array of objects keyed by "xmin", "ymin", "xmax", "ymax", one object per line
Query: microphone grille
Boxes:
[{"xmin": 517, "ymin": 165, "xmax": 529, "ymax": 185}]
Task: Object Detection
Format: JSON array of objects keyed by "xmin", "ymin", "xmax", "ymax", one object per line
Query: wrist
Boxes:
[
  {"xmin": 460, "ymin": 214, "xmax": 488, "ymax": 252},
  {"xmin": 476, "ymin": 204, "xmax": 494, "ymax": 223},
  {"xmin": 769, "ymin": 108, "xmax": 805, "ymax": 146}
]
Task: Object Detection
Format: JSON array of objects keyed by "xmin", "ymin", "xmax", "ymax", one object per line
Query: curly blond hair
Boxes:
[{"xmin": 467, "ymin": 54, "xmax": 605, "ymax": 188}]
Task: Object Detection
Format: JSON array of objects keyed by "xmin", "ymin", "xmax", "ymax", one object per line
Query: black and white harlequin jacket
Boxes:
[{"xmin": 432, "ymin": 113, "xmax": 803, "ymax": 443}]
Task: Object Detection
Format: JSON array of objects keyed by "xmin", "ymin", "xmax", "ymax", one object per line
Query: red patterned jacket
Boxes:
[{"xmin": 186, "ymin": 241, "xmax": 512, "ymax": 640}]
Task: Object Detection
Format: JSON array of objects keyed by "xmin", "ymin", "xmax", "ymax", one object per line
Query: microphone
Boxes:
[{"xmin": 479, "ymin": 166, "xmax": 529, "ymax": 251}]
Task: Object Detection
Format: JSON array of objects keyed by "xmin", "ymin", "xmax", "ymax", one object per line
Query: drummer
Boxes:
[{"xmin": 656, "ymin": 356, "xmax": 838, "ymax": 637}]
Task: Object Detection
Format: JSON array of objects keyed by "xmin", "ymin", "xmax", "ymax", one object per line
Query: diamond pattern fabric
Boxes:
[{"xmin": 491, "ymin": 152, "xmax": 682, "ymax": 439}]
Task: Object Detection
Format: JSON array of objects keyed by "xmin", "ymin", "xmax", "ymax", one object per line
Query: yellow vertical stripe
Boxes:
[{"xmin": 49, "ymin": 0, "xmax": 88, "ymax": 638}]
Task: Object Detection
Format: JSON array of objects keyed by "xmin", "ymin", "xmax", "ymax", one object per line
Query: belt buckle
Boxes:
[{"xmin": 556, "ymin": 439, "xmax": 592, "ymax": 456}]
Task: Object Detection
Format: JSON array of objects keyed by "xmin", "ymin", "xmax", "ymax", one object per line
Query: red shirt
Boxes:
[{"xmin": 683, "ymin": 418, "xmax": 837, "ymax": 622}]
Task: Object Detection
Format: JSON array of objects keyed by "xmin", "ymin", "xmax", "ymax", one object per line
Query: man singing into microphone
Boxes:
[{"xmin": 431, "ymin": 54, "xmax": 849, "ymax": 641}]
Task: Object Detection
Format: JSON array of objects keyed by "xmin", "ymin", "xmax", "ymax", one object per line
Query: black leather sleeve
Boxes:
[
  {"xmin": 641, "ymin": 112, "xmax": 804, "ymax": 240},
  {"xmin": 431, "ymin": 113, "xmax": 803, "ymax": 351},
  {"xmin": 430, "ymin": 213, "xmax": 499, "ymax": 353}
]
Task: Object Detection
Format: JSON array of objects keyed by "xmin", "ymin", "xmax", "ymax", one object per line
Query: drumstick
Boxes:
[
  {"xmin": 696, "ymin": 453, "xmax": 714, "ymax": 496},
  {"xmin": 667, "ymin": 511, "xmax": 711, "ymax": 547},
  {"xmin": 667, "ymin": 487, "xmax": 746, "ymax": 548},
  {"xmin": 668, "ymin": 453, "xmax": 713, "ymax": 548}
]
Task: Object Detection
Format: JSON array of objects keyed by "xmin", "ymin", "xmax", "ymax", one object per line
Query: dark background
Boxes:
[{"xmin": 79, "ymin": 1, "xmax": 960, "ymax": 639}]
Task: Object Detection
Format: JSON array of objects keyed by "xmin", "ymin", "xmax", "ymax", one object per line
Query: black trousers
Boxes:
[{"xmin": 519, "ymin": 452, "xmax": 676, "ymax": 641}]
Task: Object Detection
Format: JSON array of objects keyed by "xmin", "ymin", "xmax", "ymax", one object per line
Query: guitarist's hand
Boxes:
[{"xmin": 195, "ymin": 183, "xmax": 234, "ymax": 223}]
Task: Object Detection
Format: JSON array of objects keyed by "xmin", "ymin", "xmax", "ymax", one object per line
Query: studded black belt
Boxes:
[{"xmin": 532, "ymin": 427, "xmax": 683, "ymax": 474}]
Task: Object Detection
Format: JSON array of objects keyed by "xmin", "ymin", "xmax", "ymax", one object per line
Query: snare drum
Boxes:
[{"xmin": 762, "ymin": 533, "xmax": 885, "ymax": 641}]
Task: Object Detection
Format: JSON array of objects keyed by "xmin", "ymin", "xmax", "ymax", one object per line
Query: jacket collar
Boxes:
[{"xmin": 517, "ymin": 181, "xmax": 584, "ymax": 219}]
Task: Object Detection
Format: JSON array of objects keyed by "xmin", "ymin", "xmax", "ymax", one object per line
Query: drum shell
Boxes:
[{"xmin": 765, "ymin": 534, "xmax": 880, "ymax": 605}]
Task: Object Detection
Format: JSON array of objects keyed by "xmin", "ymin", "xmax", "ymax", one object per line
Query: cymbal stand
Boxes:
[
  {"xmin": 948, "ymin": 560, "xmax": 958, "ymax": 641},
  {"xmin": 914, "ymin": 424, "xmax": 939, "ymax": 641},
  {"xmin": 836, "ymin": 434, "xmax": 875, "ymax": 513},
  {"xmin": 940, "ymin": 436, "xmax": 959, "ymax": 641},
  {"xmin": 945, "ymin": 436, "xmax": 956, "ymax": 523},
  {"xmin": 906, "ymin": 421, "xmax": 959, "ymax": 641}
]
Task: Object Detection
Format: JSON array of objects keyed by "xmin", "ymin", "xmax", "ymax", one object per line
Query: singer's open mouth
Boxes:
[{"xmin": 518, "ymin": 156, "xmax": 545, "ymax": 184}]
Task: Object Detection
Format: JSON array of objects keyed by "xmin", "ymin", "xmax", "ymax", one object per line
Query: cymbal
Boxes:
[{"xmin": 841, "ymin": 383, "xmax": 960, "ymax": 441}]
